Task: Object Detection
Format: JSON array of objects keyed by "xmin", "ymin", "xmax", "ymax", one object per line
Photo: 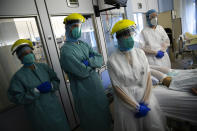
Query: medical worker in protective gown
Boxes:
[
  {"xmin": 107, "ymin": 19, "xmax": 166, "ymax": 131},
  {"xmin": 139, "ymin": 9, "xmax": 171, "ymax": 68},
  {"xmin": 59, "ymin": 13, "xmax": 111, "ymax": 131},
  {"xmin": 8, "ymin": 39, "xmax": 70, "ymax": 131}
]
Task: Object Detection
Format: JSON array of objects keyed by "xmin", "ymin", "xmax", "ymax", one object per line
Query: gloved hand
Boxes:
[
  {"xmin": 37, "ymin": 81, "xmax": 52, "ymax": 93},
  {"xmin": 82, "ymin": 59, "xmax": 89, "ymax": 66},
  {"xmin": 135, "ymin": 102, "xmax": 151, "ymax": 118},
  {"xmin": 139, "ymin": 102, "xmax": 148, "ymax": 107},
  {"xmin": 89, "ymin": 53, "xmax": 94, "ymax": 58},
  {"xmin": 155, "ymin": 50, "xmax": 164, "ymax": 59}
]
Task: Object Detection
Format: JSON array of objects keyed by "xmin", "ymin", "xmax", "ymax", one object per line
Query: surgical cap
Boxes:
[
  {"xmin": 16, "ymin": 46, "xmax": 32, "ymax": 58},
  {"xmin": 146, "ymin": 9, "xmax": 157, "ymax": 20}
]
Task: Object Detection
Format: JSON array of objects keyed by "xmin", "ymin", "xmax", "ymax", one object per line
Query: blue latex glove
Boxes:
[
  {"xmin": 89, "ymin": 53, "xmax": 94, "ymax": 58},
  {"xmin": 139, "ymin": 102, "xmax": 148, "ymax": 106},
  {"xmin": 156, "ymin": 50, "xmax": 164, "ymax": 59},
  {"xmin": 37, "ymin": 81, "xmax": 52, "ymax": 93},
  {"xmin": 82, "ymin": 59, "xmax": 89, "ymax": 66},
  {"xmin": 135, "ymin": 103, "xmax": 151, "ymax": 118}
]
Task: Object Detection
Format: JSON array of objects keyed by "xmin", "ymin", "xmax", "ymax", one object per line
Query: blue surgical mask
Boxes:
[
  {"xmin": 118, "ymin": 36, "xmax": 134, "ymax": 51},
  {"xmin": 22, "ymin": 53, "xmax": 35, "ymax": 66},
  {"xmin": 71, "ymin": 27, "xmax": 81, "ymax": 39}
]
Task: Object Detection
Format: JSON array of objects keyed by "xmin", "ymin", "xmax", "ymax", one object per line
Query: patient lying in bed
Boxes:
[
  {"xmin": 150, "ymin": 65, "xmax": 173, "ymax": 87},
  {"xmin": 150, "ymin": 65, "xmax": 197, "ymax": 94}
]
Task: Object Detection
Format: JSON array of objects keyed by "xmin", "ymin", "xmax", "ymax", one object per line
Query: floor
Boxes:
[
  {"xmin": 72, "ymin": 102, "xmax": 114, "ymax": 131},
  {"xmin": 171, "ymin": 53, "xmax": 196, "ymax": 69},
  {"xmin": 73, "ymin": 127, "xmax": 82, "ymax": 131}
]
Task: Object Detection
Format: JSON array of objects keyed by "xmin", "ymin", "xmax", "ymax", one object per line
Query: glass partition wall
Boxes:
[
  {"xmin": 0, "ymin": 17, "xmax": 48, "ymax": 112},
  {"xmin": 101, "ymin": 13, "xmax": 125, "ymax": 57},
  {"xmin": 51, "ymin": 15, "xmax": 101, "ymax": 82}
]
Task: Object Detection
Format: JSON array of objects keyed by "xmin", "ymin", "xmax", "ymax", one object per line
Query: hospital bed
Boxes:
[
  {"xmin": 152, "ymin": 68, "xmax": 197, "ymax": 130},
  {"xmin": 178, "ymin": 32, "xmax": 197, "ymax": 52},
  {"xmin": 100, "ymin": 68, "xmax": 197, "ymax": 129},
  {"xmin": 153, "ymin": 86, "xmax": 197, "ymax": 125},
  {"xmin": 177, "ymin": 33, "xmax": 197, "ymax": 68},
  {"xmin": 185, "ymin": 33, "xmax": 197, "ymax": 66}
]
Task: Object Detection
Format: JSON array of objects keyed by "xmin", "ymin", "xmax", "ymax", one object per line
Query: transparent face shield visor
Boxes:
[
  {"xmin": 71, "ymin": 23, "xmax": 82, "ymax": 30},
  {"xmin": 65, "ymin": 21, "xmax": 82, "ymax": 40},
  {"xmin": 65, "ymin": 20, "xmax": 82, "ymax": 32},
  {"xmin": 115, "ymin": 26, "xmax": 137, "ymax": 39},
  {"xmin": 70, "ymin": 22, "xmax": 82, "ymax": 32}
]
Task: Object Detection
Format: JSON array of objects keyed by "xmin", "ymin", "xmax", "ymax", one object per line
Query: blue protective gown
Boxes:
[
  {"xmin": 59, "ymin": 40, "xmax": 111, "ymax": 131},
  {"xmin": 8, "ymin": 63, "xmax": 70, "ymax": 131}
]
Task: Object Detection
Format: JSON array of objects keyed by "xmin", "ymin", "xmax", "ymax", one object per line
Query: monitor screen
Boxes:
[{"xmin": 104, "ymin": 0, "xmax": 127, "ymax": 7}]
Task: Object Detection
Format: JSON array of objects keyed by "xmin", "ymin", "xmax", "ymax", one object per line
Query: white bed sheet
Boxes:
[{"xmin": 153, "ymin": 86, "xmax": 197, "ymax": 124}]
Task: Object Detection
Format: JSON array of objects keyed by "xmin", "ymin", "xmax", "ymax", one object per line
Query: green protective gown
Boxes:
[
  {"xmin": 8, "ymin": 63, "xmax": 70, "ymax": 131},
  {"xmin": 60, "ymin": 40, "xmax": 111, "ymax": 131}
]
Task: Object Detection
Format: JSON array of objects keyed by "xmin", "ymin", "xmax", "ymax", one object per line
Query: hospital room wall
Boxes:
[
  {"xmin": 0, "ymin": 0, "xmax": 94, "ymax": 15},
  {"xmin": 173, "ymin": 0, "xmax": 181, "ymax": 18},
  {"xmin": 125, "ymin": 0, "xmax": 195, "ymax": 34},
  {"xmin": 158, "ymin": 0, "xmax": 173, "ymax": 13},
  {"xmin": 196, "ymin": 0, "xmax": 197, "ymax": 33},
  {"xmin": 0, "ymin": 0, "xmax": 37, "ymax": 16},
  {"xmin": 45, "ymin": 0, "xmax": 94, "ymax": 14},
  {"xmin": 125, "ymin": 0, "xmax": 158, "ymax": 31},
  {"xmin": 0, "ymin": 20, "xmax": 22, "ymax": 112},
  {"xmin": 173, "ymin": 0, "xmax": 196, "ymax": 34},
  {"xmin": 173, "ymin": 0, "xmax": 193, "ymax": 18}
]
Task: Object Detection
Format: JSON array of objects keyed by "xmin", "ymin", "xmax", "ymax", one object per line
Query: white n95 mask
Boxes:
[{"xmin": 150, "ymin": 17, "xmax": 158, "ymax": 26}]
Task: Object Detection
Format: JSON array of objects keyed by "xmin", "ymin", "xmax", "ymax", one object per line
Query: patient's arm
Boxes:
[
  {"xmin": 150, "ymin": 68, "xmax": 172, "ymax": 87},
  {"xmin": 192, "ymin": 88, "xmax": 197, "ymax": 95},
  {"xmin": 150, "ymin": 65, "xmax": 171, "ymax": 74},
  {"xmin": 150, "ymin": 68, "xmax": 167, "ymax": 82},
  {"xmin": 113, "ymin": 85, "xmax": 138, "ymax": 109},
  {"xmin": 142, "ymin": 72, "xmax": 152, "ymax": 104}
]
